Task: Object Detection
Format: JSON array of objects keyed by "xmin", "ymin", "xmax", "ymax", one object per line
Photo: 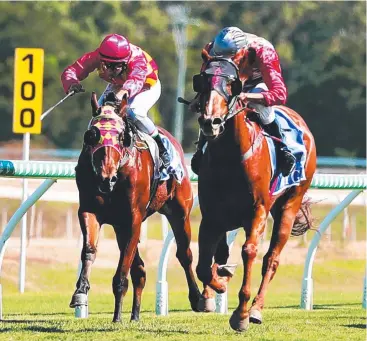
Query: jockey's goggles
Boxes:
[{"xmin": 102, "ymin": 61, "xmax": 127, "ymax": 72}]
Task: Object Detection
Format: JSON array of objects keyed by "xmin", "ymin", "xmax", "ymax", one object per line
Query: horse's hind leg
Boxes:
[
  {"xmin": 70, "ymin": 210, "xmax": 101, "ymax": 308},
  {"xmin": 130, "ymin": 248, "xmax": 146, "ymax": 321},
  {"xmin": 249, "ymin": 186, "xmax": 308, "ymax": 324},
  {"xmin": 163, "ymin": 199, "xmax": 201, "ymax": 312}
]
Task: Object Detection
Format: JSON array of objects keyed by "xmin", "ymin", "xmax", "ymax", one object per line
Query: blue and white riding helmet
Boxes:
[{"xmin": 210, "ymin": 27, "xmax": 247, "ymax": 57}]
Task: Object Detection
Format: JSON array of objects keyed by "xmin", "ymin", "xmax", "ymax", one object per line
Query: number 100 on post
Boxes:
[{"xmin": 13, "ymin": 48, "xmax": 44, "ymax": 134}]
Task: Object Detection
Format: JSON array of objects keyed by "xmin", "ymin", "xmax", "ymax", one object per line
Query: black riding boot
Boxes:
[
  {"xmin": 191, "ymin": 130, "xmax": 206, "ymax": 175},
  {"xmin": 263, "ymin": 120, "xmax": 296, "ymax": 176},
  {"xmin": 153, "ymin": 134, "xmax": 171, "ymax": 169}
]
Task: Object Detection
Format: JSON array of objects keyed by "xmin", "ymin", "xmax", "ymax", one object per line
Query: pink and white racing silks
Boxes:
[
  {"xmin": 61, "ymin": 43, "xmax": 159, "ymax": 99},
  {"xmin": 202, "ymin": 33, "xmax": 288, "ymax": 107}
]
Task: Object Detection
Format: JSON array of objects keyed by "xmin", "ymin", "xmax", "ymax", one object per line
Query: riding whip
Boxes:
[{"xmin": 40, "ymin": 91, "xmax": 75, "ymax": 121}]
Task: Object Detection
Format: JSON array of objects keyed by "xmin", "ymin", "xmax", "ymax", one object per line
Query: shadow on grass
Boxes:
[
  {"xmin": 169, "ymin": 308, "xmax": 195, "ymax": 313},
  {"xmin": 82, "ymin": 328, "xmax": 192, "ymax": 334},
  {"xmin": 2, "ymin": 319, "xmax": 52, "ymax": 323},
  {"xmin": 12, "ymin": 308, "xmax": 192, "ymax": 316},
  {"xmin": 25, "ymin": 326, "xmax": 66, "ymax": 333},
  {"xmin": 266, "ymin": 302, "xmax": 361, "ymax": 310},
  {"xmin": 6, "ymin": 312, "xmax": 71, "ymax": 317},
  {"xmin": 343, "ymin": 324, "xmax": 366, "ymax": 329},
  {"xmin": 0, "ymin": 323, "xmax": 199, "ymax": 335},
  {"xmin": 0, "ymin": 328, "xmax": 12, "ymax": 332},
  {"xmin": 313, "ymin": 303, "xmax": 360, "ymax": 310}
]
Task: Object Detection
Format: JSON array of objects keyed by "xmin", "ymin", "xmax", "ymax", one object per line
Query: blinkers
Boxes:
[
  {"xmin": 192, "ymin": 59, "xmax": 242, "ymax": 99},
  {"xmin": 84, "ymin": 126, "xmax": 101, "ymax": 146}
]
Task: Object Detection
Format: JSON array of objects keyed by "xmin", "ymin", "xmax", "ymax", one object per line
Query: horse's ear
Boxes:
[
  {"xmin": 119, "ymin": 93, "xmax": 128, "ymax": 117},
  {"xmin": 201, "ymin": 48, "xmax": 210, "ymax": 62},
  {"xmin": 233, "ymin": 49, "xmax": 245, "ymax": 66},
  {"xmin": 84, "ymin": 126, "xmax": 101, "ymax": 146},
  {"xmin": 91, "ymin": 92, "xmax": 99, "ymax": 114}
]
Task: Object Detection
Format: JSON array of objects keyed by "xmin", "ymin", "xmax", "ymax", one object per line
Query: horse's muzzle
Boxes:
[
  {"xmin": 199, "ymin": 116, "xmax": 224, "ymax": 138},
  {"xmin": 98, "ymin": 176, "xmax": 118, "ymax": 194}
]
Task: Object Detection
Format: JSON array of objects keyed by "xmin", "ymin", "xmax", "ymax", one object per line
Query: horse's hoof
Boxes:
[
  {"xmin": 229, "ymin": 311, "xmax": 250, "ymax": 332},
  {"xmin": 189, "ymin": 292, "xmax": 201, "ymax": 312},
  {"xmin": 249, "ymin": 308, "xmax": 263, "ymax": 324},
  {"xmin": 69, "ymin": 293, "xmax": 88, "ymax": 308},
  {"xmin": 217, "ymin": 264, "xmax": 237, "ymax": 277},
  {"xmin": 190, "ymin": 301, "xmax": 200, "ymax": 312},
  {"xmin": 197, "ymin": 296, "xmax": 216, "ymax": 312}
]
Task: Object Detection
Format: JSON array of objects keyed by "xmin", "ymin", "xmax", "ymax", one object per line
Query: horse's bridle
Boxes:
[
  {"xmin": 195, "ymin": 58, "xmax": 245, "ymax": 134},
  {"xmin": 87, "ymin": 112, "xmax": 135, "ymax": 175}
]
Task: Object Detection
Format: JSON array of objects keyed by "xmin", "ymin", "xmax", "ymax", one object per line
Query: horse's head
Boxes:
[
  {"xmin": 83, "ymin": 92, "xmax": 130, "ymax": 194},
  {"xmin": 193, "ymin": 50, "xmax": 243, "ymax": 139}
]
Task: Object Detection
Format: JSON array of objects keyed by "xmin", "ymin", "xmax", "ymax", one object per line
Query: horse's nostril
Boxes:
[
  {"xmin": 212, "ymin": 117, "xmax": 222, "ymax": 126},
  {"xmin": 110, "ymin": 175, "xmax": 118, "ymax": 183}
]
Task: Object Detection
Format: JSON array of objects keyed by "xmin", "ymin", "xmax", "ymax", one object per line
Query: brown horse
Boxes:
[
  {"xmin": 190, "ymin": 55, "xmax": 317, "ymax": 331},
  {"xmin": 71, "ymin": 92, "xmax": 201, "ymax": 322}
]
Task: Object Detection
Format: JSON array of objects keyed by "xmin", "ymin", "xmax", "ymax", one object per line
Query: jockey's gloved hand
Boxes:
[{"xmin": 68, "ymin": 83, "xmax": 85, "ymax": 95}]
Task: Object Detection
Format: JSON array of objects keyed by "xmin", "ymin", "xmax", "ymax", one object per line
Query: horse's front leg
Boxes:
[
  {"xmin": 201, "ymin": 234, "xmax": 232, "ymax": 312},
  {"xmin": 196, "ymin": 218, "xmax": 232, "ymax": 311},
  {"xmin": 70, "ymin": 210, "xmax": 101, "ymax": 308},
  {"xmin": 130, "ymin": 248, "xmax": 146, "ymax": 321},
  {"xmin": 230, "ymin": 204, "xmax": 267, "ymax": 332},
  {"xmin": 112, "ymin": 216, "xmax": 142, "ymax": 322}
]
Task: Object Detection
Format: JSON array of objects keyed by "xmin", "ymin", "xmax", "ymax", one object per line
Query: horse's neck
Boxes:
[
  {"xmin": 206, "ymin": 111, "xmax": 261, "ymax": 164},
  {"xmin": 233, "ymin": 111, "xmax": 260, "ymax": 149},
  {"xmin": 206, "ymin": 119, "xmax": 240, "ymax": 163}
]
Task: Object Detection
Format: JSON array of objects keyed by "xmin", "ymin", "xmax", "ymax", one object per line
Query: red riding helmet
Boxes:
[{"xmin": 99, "ymin": 34, "xmax": 131, "ymax": 63}]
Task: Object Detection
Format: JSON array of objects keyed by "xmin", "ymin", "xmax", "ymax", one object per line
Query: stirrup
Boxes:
[{"xmin": 280, "ymin": 149, "xmax": 296, "ymax": 176}]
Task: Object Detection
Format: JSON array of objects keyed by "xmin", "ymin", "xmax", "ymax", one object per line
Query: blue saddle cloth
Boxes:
[{"xmin": 266, "ymin": 108, "xmax": 307, "ymax": 195}]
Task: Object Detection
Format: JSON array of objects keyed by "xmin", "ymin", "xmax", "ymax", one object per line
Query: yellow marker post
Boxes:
[
  {"xmin": 12, "ymin": 48, "xmax": 44, "ymax": 294},
  {"xmin": 13, "ymin": 48, "xmax": 44, "ymax": 134}
]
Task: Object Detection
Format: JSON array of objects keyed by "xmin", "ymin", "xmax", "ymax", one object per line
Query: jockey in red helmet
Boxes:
[
  {"xmin": 61, "ymin": 33, "xmax": 171, "ymax": 168},
  {"xmin": 191, "ymin": 27, "xmax": 296, "ymax": 177}
]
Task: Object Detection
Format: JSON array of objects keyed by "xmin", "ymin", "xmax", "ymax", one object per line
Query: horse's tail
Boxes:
[{"xmin": 291, "ymin": 195, "xmax": 314, "ymax": 236}]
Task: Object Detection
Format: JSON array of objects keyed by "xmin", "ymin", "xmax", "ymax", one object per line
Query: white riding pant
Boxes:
[
  {"xmin": 97, "ymin": 80, "xmax": 161, "ymax": 136},
  {"xmin": 248, "ymin": 83, "xmax": 275, "ymax": 125}
]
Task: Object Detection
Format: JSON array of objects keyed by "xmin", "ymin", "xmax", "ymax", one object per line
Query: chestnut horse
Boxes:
[
  {"xmin": 71, "ymin": 92, "xmax": 201, "ymax": 322},
  {"xmin": 190, "ymin": 55, "xmax": 316, "ymax": 331}
]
